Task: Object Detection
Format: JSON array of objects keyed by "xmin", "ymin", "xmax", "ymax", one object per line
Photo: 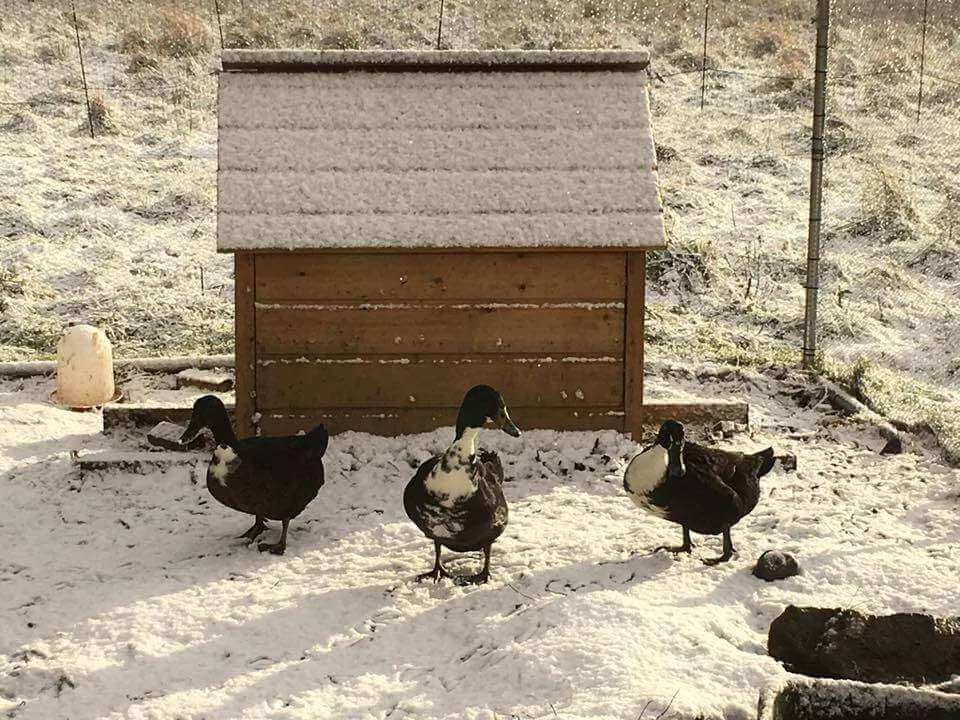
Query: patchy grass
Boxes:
[
  {"xmin": 823, "ymin": 355, "xmax": 960, "ymax": 465},
  {"xmin": 120, "ymin": 7, "xmax": 213, "ymax": 58}
]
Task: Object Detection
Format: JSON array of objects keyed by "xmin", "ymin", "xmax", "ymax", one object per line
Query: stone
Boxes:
[
  {"xmin": 769, "ymin": 679, "xmax": 960, "ymax": 720},
  {"xmin": 174, "ymin": 369, "xmax": 234, "ymax": 392},
  {"xmin": 768, "ymin": 605, "xmax": 960, "ymax": 685},
  {"xmin": 753, "ymin": 550, "xmax": 800, "ymax": 581},
  {"xmin": 147, "ymin": 421, "xmax": 205, "ymax": 451}
]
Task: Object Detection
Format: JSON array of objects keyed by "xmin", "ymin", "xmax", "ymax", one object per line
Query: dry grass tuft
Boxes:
[
  {"xmin": 121, "ymin": 7, "xmax": 213, "ymax": 59},
  {"xmin": 85, "ymin": 91, "xmax": 118, "ymax": 135},
  {"xmin": 847, "ymin": 165, "xmax": 929, "ymax": 244}
]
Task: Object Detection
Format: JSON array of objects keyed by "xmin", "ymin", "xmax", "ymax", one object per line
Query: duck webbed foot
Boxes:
[
  {"xmin": 653, "ymin": 526, "xmax": 693, "ymax": 555},
  {"xmin": 454, "ymin": 544, "xmax": 492, "ymax": 586},
  {"xmin": 415, "ymin": 565, "xmax": 453, "ymax": 583},
  {"xmin": 257, "ymin": 519, "xmax": 289, "ymax": 556},
  {"xmin": 415, "ymin": 540, "xmax": 452, "ymax": 583},
  {"xmin": 702, "ymin": 529, "xmax": 735, "ymax": 566},
  {"xmin": 454, "ymin": 568, "xmax": 490, "ymax": 585},
  {"xmin": 238, "ymin": 516, "xmax": 267, "ymax": 542}
]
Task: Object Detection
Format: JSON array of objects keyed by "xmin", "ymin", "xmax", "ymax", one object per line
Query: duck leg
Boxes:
[
  {"xmin": 455, "ymin": 544, "xmax": 492, "ymax": 586},
  {"xmin": 258, "ymin": 519, "xmax": 289, "ymax": 555},
  {"xmin": 703, "ymin": 529, "xmax": 735, "ymax": 566},
  {"xmin": 653, "ymin": 526, "xmax": 694, "ymax": 555},
  {"xmin": 238, "ymin": 516, "xmax": 267, "ymax": 542},
  {"xmin": 415, "ymin": 540, "xmax": 453, "ymax": 583}
]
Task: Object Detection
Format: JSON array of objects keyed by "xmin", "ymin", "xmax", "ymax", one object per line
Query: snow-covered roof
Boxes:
[{"xmin": 217, "ymin": 50, "xmax": 665, "ymax": 251}]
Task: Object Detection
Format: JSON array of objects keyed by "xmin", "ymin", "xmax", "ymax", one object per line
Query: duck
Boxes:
[
  {"xmin": 180, "ymin": 395, "xmax": 329, "ymax": 555},
  {"xmin": 403, "ymin": 385, "xmax": 521, "ymax": 585},
  {"xmin": 623, "ymin": 419, "xmax": 779, "ymax": 565}
]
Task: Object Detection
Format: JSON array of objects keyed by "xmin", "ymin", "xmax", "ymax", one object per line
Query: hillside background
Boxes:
[{"xmin": 1, "ymin": 0, "xmax": 959, "ymax": 456}]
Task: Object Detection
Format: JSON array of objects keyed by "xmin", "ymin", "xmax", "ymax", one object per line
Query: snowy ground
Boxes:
[
  {"xmin": 1, "ymin": 363, "xmax": 957, "ymax": 720},
  {"xmin": 2, "ymin": 3, "xmax": 959, "ymax": 718}
]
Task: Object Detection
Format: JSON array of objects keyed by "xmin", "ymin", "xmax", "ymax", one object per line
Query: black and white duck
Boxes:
[
  {"xmin": 623, "ymin": 419, "xmax": 783, "ymax": 565},
  {"xmin": 180, "ymin": 395, "xmax": 329, "ymax": 555},
  {"xmin": 403, "ymin": 385, "xmax": 521, "ymax": 585}
]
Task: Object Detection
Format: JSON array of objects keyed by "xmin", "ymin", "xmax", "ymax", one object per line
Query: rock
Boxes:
[
  {"xmin": 768, "ymin": 605, "xmax": 960, "ymax": 685},
  {"xmin": 174, "ymin": 369, "xmax": 234, "ymax": 392},
  {"xmin": 147, "ymin": 421, "xmax": 205, "ymax": 451},
  {"xmin": 711, "ymin": 419, "xmax": 747, "ymax": 439},
  {"xmin": 769, "ymin": 679, "xmax": 960, "ymax": 720},
  {"xmin": 74, "ymin": 450, "xmax": 203, "ymax": 474},
  {"xmin": 753, "ymin": 550, "xmax": 800, "ymax": 581}
]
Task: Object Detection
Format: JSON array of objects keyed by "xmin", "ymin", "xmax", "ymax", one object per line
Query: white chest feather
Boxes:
[
  {"xmin": 210, "ymin": 445, "xmax": 238, "ymax": 487},
  {"xmin": 424, "ymin": 429, "xmax": 479, "ymax": 507},
  {"xmin": 624, "ymin": 445, "xmax": 669, "ymax": 499}
]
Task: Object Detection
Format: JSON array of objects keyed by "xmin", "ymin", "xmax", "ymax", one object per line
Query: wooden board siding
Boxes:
[
  {"xmin": 241, "ymin": 250, "xmax": 630, "ymax": 435},
  {"xmin": 623, "ymin": 252, "xmax": 646, "ymax": 440},
  {"xmin": 234, "ymin": 253, "xmax": 257, "ymax": 437},
  {"xmin": 255, "ymin": 402, "xmax": 749, "ymax": 437},
  {"xmin": 255, "ymin": 306, "xmax": 622, "ymax": 356},
  {"xmin": 256, "ymin": 357, "xmax": 623, "ymax": 410},
  {"xmin": 254, "ymin": 252, "xmax": 625, "ymax": 302},
  {"xmin": 259, "ymin": 407, "xmax": 625, "ymax": 436}
]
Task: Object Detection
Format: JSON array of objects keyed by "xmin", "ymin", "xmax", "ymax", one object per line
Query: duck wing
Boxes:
[
  {"xmin": 675, "ymin": 441, "xmax": 769, "ymax": 526},
  {"xmin": 217, "ymin": 426, "xmax": 328, "ymax": 519},
  {"xmin": 403, "ymin": 456, "xmax": 440, "ymax": 534},
  {"xmin": 234, "ymin": 425, "xmax": 329, "ymax": 471},
  {"xmin": 477, "ymin": 450, "xmax": 504, "ymax": 486}
]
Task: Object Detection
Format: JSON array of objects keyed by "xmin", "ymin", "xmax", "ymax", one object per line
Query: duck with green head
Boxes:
[
  {"xmin": 403, "ymin": 384, "xmax": 521, "ymax": 585},
  {"xmin": 623, "ymin": 419, "xmax": 790, "ymax": 565},
  {"xmin": 180, "ymin": 395, "xmax": 329, "ymax": 555}
]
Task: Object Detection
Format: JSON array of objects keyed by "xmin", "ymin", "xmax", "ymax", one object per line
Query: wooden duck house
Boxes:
[{"xmin": 218, "ymin": 49, "xmax": 746, "ymax": 438}]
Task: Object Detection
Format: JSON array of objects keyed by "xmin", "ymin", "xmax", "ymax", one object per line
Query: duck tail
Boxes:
[
  {"xmin": 755, "ymin": 447, "xmax": 776, "ymax": 477},
  {"xmin": 307, "ymin": 423, "xmax": 330, "ymax": 457}
]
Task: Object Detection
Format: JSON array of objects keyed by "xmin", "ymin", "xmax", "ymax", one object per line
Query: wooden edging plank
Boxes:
[
  {"xmin": 102, "ymin": 403, "xmax": 235, "ymax": 431},
  {"xmin": 235, "ymin": 252, "xmax": 257, "ymax": 437},
  {"xmin": 102, "ymin": 400, "xmax": 747, "ymax": 435},
  {"xmin": 623, "ymin": 252, "xmax": 645, "ymax": 440},
  {"xmin": 638, "ymin": 401, "xmax": 749, "ymax": 427}
]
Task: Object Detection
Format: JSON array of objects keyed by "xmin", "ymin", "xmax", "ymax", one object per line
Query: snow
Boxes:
[
  {"xmin": 2, "ymin": 363, "xmax": 958, "ymax": 719},
  {"xmin": 217, "ymin": 67, "xmax": 663, "ymax": 251}
]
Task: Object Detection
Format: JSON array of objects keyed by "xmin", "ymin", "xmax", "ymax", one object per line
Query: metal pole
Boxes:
[
  {"xmin": 71, "ymin": 0, "xmax": 94, "ymax": 139},
  {"xmin": 213, "ymin": 0, "xmax": 225, "ymax": 49},
  {"xmin": 436, "ymin": 0, "xmax": 444, "ymax": 50},
  {"xmin": 916, "ymin": 0, "xmax": 929, "ymax": 122},
  {"xmin": 699, "ymin": 0, "xmax": 709, "ymax": 110},
  {"xmin": 802, "ymin": 0, "xmax": 830, "ymax": 370}
]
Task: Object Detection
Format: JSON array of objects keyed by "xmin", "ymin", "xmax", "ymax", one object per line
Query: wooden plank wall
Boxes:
[
  {"xmin": 234, "ymin": 253, "xmax": 257, "ymax": 437},
  {"xmin": 252, "ymin": 251, "xmax": 628, "ymax": 435}
]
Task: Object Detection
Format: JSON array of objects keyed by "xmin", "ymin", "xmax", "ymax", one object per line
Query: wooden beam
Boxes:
[
  {"xmin": 235, "ymin": 252, "xmax": 257, "ymax": 437},
  {"xmin": 637, "ymin": 401, "xmax": 749, "ymax": 428},
  {"xmin": 102, "ymin": 403, "xmax": 235, "ymax": 431},
  {"xmin": 259, "ymin": 405, "xmax": 625, "ymax": 437},
  {"xmin": 623, "ymin": 251, "xmax": 645, "ymax": 440}
]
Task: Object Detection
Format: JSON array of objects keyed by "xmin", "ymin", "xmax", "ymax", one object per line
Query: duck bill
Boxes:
[
  {"xmin": 667, "ymin": 439, "xmax": 685, "ymax": 479},
  {"xmin": 498, "ymin": 410, "xmax": 522, "ymax": 438},
  {"xmin": 179, "ymin": 415, "xmax": 203, "ymax": 445}
]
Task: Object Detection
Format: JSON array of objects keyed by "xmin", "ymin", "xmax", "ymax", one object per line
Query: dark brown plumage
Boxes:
[
  {"xmin": 181, "ymin": 395, "xmax": 328, "ymax": 555},
  {"xmin": 624, "ymin": 419, "xmax": 777, "ymax": 564},
  {"xmin": 403, "ymin": 385, "xmax": 520, "ymax": 585}
]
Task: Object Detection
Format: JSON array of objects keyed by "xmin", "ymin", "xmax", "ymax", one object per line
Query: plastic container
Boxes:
[{"xmin": 55, "ymin": 324, "xmax": 116, "ymax": 407}]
